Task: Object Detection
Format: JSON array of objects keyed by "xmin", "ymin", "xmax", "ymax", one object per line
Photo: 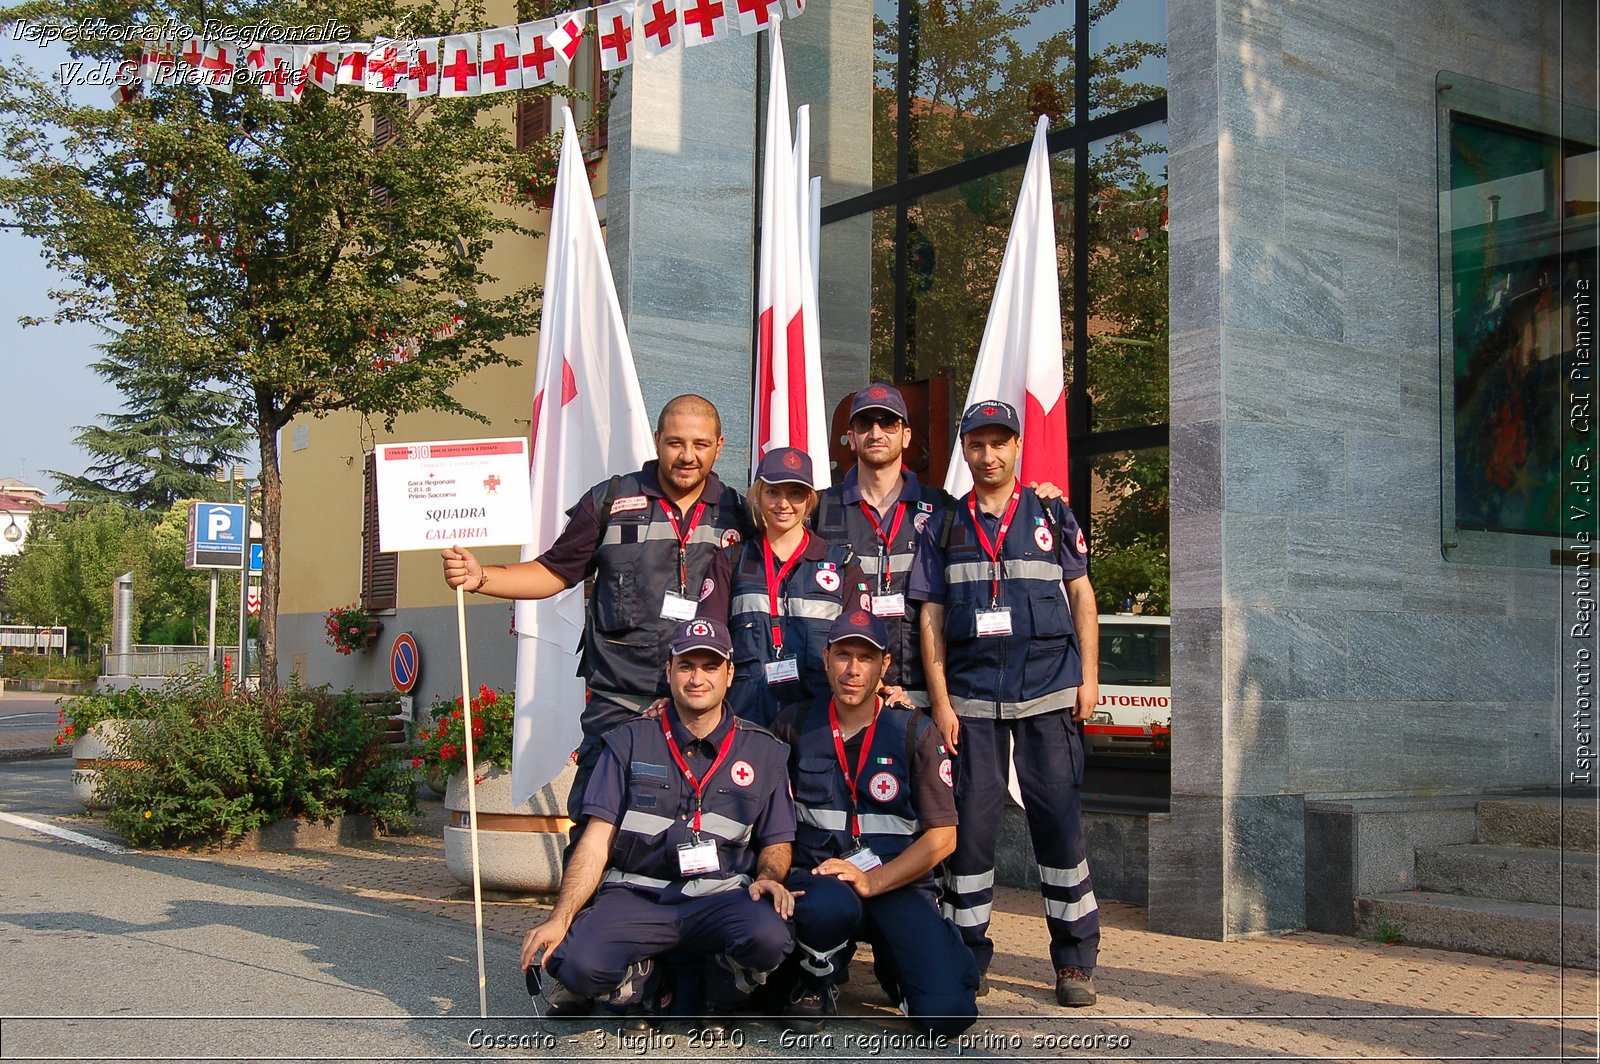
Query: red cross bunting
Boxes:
[
  {"xmin": 441, "ymin": 45, "xmax": 475, "ymax": 92},
  {"xmin": 369, "ymin": 46, "xmax": 403, "ymax": 88},
  {"xmin": 179, "ymin": 37, "xmax": 203, "ymax": 66},
  {"xmin": 682, "ymin": 0, "xmax": 724, "ymax": 37},
  {"xmin": 644, "ymin": 1, "xmax": 679, "ymax": 48},
  {"xmin": 481, "ymin": 41, "xmax": 518, "ymax": 87},
  {"xmin": 411, "ymin": 46, "xmax": 438, "ymax": 92},
  {"xmin": 737, "ymin": 0, "xmax": 774, "ymax": 26},
  {"xmin": 245, "ymin": 44, "xmax": 268, "ymax": 71},
  {"xmin": 521, "ymin": 34, "xmax": 556, "ymax": 81},
  {"xmin": 201, "ymin": 45, "xmax": 233, "ymax": 78},
  {"xmin": 308, "ymin": 49, "xmax": 338, "ymax": 87},
  {"xmin": 264, "ymin": 58, "xmax": 294, "ymax": 99},
  {"xmin": 599, "ymin": 14, "xmax": 632, "ymax": 64}
]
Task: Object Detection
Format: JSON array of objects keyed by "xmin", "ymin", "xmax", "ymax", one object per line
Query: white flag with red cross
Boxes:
[
  {"xmin": 512, "ymin": 106, "xmax": 654, "ymax": 805},
  {"xmin": 305, "ymin": 44, "xmax": 341, "ymax": 93},
  {"xmin": 547, "ymin": 11, "xmax": 588, "ymax": 69},
  {"xmin": 681, "ymin": 0, "xmax": 728, "ymax": 45},
  {"xmin": 406, "ymin": 38, "xmax": 441, "ymax": 98},
  {"xmin": 478, "ymin": 26, "xmax": 523, "ymax": 93},
  {"xmin": 364, "ymin": 38, "xmax": 408, "ymax": 93},
  {"xmin": 260, "ymin": 44, "xmax": 303, "ymax": 102},
  {"xmin": 944, "ymin": 114, "xmax": 1070, "ymax": 497},
  {"xmin": 241, "ymin": 41, "xmax": 268, "ymax": 83},
  {"xmin": 595, "ymin": 3, "xmax": 635, "ymax": 70},
  {"xmin": 637, "ymin": 0, "xmax": 682, "ymax": 59},
  {"xmin": 438, "ymin": 34, "xmax": 480, "ymax": 97},
  {"xmin": 200, "ymin": 40, "xmax": 237, "ymax": 92},
  {"xmin": 734, "ymin": 0, "xmax": 780, "ymax": 36},
  {"xmin": 784, "ymin": 0, "xmax": 805, "ymax": 19},
  {"xmin": 336, "ymin": 43, "xmax": 368, "ymax": 86},
  {"xmin": 751, "ymin": 22, "xmax": 829, "ymax": 489},
  {"xmin": 111, "ymin": 59, "xmax": 140, "ymax": 105},
  {"xmin": 176, "ymin": 33, "xmax": 204, "ymax": 69},
  {"xmin": 517, "ymin": 20, "xmax": 561, "ymax": 87}
]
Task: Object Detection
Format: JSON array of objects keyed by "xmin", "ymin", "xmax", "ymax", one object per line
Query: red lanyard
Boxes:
[
  {"xmin": 660, "ymin": 711, "xmax": 738, "ymax": 836},
  {"xmin": 762, "ymin": 532, "xmax": 810, "ymax": 655},
  {"xmin": 967, "ymin": 487, "xmax": 1022, "ymax": 607},
  {"xmin": 828, "ymin": 698, "xmax": 882, "ymax": 838},
  {"xmin": 658, "ymin": 499, "xmax": 706, "ymax": 595},
  {"xmin": 858, "ymin": 501, "xmax": 905, "ymax": 595}
]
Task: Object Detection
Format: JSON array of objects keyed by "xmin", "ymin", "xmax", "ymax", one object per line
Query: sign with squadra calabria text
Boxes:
[{"xmin": 374, "ymin": 438, "xmax": 535, "ymax": 553}]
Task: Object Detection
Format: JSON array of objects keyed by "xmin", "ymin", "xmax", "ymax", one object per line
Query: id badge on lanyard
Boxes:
[
  {"xmin": 765, "ymin": 657, "xmax": 800, "ymax": 684},
  {"xmin": 677, "ymin": 838, "xmax": 720, "ymax": 875},
  {"xmin": 976, "ymin": 607, "xmax": 1014, "ymax": 637},
  {"xmin": 969, "ymin": 488, "xmax": 1022, "ymax": 635},
  {"xmin": 842, "ymin": 843, "xmax": 882, "ymax": 871},
  {"xmin": 862, "ymin": 502, "xmax": 907, "ymax": 618},
  {"xmin": 660, "ymin": 591, "xmax": 698, "ymax": 621},
  {"xmin": 870, "ymin": 593, "xmax": 906, "ymax": 618}
]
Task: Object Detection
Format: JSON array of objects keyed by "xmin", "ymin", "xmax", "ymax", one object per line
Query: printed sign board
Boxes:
[
  {"xmin": 186, "ymin": 503, "xmax": 247, "ymax": 570},
  {"xmin": 373, "ymin": 438, "xmax": 535, "ymax": 553}
]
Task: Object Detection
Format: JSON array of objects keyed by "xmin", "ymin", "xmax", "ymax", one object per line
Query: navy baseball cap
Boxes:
[
  {"xmin": 669, "ymin": 617, "xmax": 733, "ymax": 660},
  {"xmin": 849, "ymin": 382, "xmax": 909, "ymax": 422},
  {"xmin": 755, "ymin": 446, "xmax": 814, "ymax": 487},
  {"xmin": 826, "ymin": 608, "xmax": 889, "ymax": 651},
  {"xmin": 959, "ymin": 399, "xmax": 1021, "ymax": 437}
]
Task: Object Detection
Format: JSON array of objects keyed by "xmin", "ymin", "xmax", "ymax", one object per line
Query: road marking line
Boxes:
[{"xmin": 0, "ymin": 810, "xmax": 132, "ymax": 854}]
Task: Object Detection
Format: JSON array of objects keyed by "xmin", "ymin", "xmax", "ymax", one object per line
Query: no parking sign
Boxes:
[{"xmin": 390, "ymin": 632, "xmax": 420, "ymax": 694}]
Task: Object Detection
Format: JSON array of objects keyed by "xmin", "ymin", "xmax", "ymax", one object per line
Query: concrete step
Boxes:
[
  {"xmin": 1477, "ymin": 797, "xmax": 1598, "ymax": 850},
  {"xmin": 1416, "ymin": 844, "xmax": 1597, "ymax": 909},
  {"xmin": 1356, "ymin": 891, "xmax": 1598, "ymax": 968}
]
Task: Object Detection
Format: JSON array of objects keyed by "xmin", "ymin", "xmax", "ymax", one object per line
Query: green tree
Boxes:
[
  {"xmin": 52, "ymin": 332, "xmax": 250, "ymax": 509},
  {"xmin": 4, "ymin": 504, "xmax": 152, "ymax": 648},
  {"xmin": 0, "ymin": 0, "xmax": 557, "ymax": 689}
]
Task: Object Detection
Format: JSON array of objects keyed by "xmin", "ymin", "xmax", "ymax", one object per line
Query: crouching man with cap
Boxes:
[
  {"xmin": 520, "ymin": 618, "xmax": 798, "ymax": 1026},
  {"xmin": 769, "ymin": 610, "xmax": 979, "ymax": 1035}
]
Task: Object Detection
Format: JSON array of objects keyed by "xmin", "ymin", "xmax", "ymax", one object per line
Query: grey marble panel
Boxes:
[
  {"xmin": 1224, "ymin": 692, "xmax": 1290, "ymax": 796},
  {"xmin": 1222, "ymin": 513, "xmax": 1288, "ymax": 604},
  {"xmin": 1172, "ymin": 512, "xmax": 1222, "ymax": 611},
  {"xmin": 1223, "ymin": 792, "xmax": 1306, "ymax": 935},
  {"xmin": 1302, "ymin": 801, "xmax": 1356, "ymax": 933},
  {"xmin": 1284, "ymin": 515, "xmax": 1408, "ymax": 613},
  {"xmin": 1222, "ymin": 239, "xmax": 1344, "ymax": 342},
  {"xmin": 1343, "ymin": 258, "xmax": 1438, "ymax": 355},
  {"xmin": 1341, "ymin": 429, "xmax": 1438, "ymax": 522},
  {"xmin": 1218, "ymin": 327, "xmax": 1287, "ymax": 426},
  {"xmin": 1221, "ymin": 143, "xmax": 1285, "ymax": 242},
  {"xmin": 1279, "ymin": 0, "xmax": 1398, "ymax": 91},
  {"xmin": 1147, "ymin": 797, "xmax": 1227, "ymax": 939},
  {"xmin": 1222, "ymin": 421, "xmax": 1348, "ymax": 518},
  {"xmin": 1171, "ymin": 607, "xmax": 1224, "ymax": 793},
  {"xmin": 1344, "ymin": 610, "xmax": 1461, "ymax": 703},
  {"xmin": 1227, "ymin": 606, "xmax": 1350, "ymax": 702},
  {"xmin": 1167, "ymin": 0, "xmax": 1219, "ymax": 150},
  {"xmin": 1467, "ymin": 616, "xmax": 1559, "ymax": 702},
  {"xmin": 1171, "ymin": 328, "xmax": 1223, "ymax": 426},
  {"xmin": 1171, "ymin": 228, "xmax": 1222, "ymax": 334},
  {"xmin": 1171, "ymin": 420, "xmax": 1222, "ymax": 517},
  {"xmin": 1283, "ymin": 156, "xmax": 1398, "ymax": 264},
  {"xmin": 1168, "ymin": 141, "xmax": 1219, "ymax": 246}
]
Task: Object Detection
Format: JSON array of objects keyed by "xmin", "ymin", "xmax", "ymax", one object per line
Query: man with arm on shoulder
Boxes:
[{"xmin": 909, "ymin": 399, "xmax": 1102, "ymax": 1008}]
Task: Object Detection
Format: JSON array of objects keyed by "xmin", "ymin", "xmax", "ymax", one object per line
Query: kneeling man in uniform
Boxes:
[
  {"xmin": 772, "ymin": 610, "xmax": 979, "ymax": 1035},
  {"xmin": 520, "ymin": 617, "xmax": 798, "ymax": 1024}
]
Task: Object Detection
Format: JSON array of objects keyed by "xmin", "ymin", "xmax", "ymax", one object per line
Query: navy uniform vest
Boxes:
[
  {"xmin": 599, "ymin": 712, "xmax": 789, "ymax": 903},
  {"xmin": 942, "ymin": 488, "xmax": 1084, "ymax": 718},
  {"xmin": 579, "ymin": 465, "xmax": 746, "ymax": 696},
  {"xmin": 787, "ymin": 697, "xmax": 930, "ymax": 877},
  {"xmin": 725, "ymin": 538, "xmax": 855, "ymax": 728},
  {"xmin": 813, "ymin": 472, "xmax": 952, "ymax": 690}
]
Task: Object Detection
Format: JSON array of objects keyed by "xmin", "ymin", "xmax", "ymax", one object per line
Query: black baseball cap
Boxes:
[
  {"xmin": 668, "ymin": 618, "xmax": 733, "ymax": 660},
  {"xmin": 755, "ymin": 446, "xmax": 814, "ymax": 487},
  {"xmin": 849, "ymin": 383, "xmax": 909, "ymax": 423},
  {"xmin": 826, "ymin": 609, "xmax": 889, "ymax": 651},
  {"xmin": 958, "ymin": 399, "xmax": 1021, "ymax": 436}
]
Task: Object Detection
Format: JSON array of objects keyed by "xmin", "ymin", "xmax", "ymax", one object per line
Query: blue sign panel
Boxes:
[
  {"xmin": 187, "ymin": 503, "xmax": 247, "ymax": 570},
  {"xmin": 250, "ymin": 543, "xmax": 264, "ymax": 573}
]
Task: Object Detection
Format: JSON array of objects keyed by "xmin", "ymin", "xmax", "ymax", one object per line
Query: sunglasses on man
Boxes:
[{"xmin": 850, "ymin": 413, "xmax": 904, "ymax": 431}]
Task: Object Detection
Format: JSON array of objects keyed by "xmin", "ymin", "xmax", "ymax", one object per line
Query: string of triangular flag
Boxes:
[{"xmin": 110, "ymin": 0, "xmax": 802, "ymax": 106}]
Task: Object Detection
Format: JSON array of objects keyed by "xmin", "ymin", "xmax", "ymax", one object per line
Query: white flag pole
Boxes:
[{"xmin": 455, "ymin": 583, "xmax": 489, "ymax": 1018}]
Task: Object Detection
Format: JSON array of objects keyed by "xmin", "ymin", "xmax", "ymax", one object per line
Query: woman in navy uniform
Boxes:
[{"xmin": 698, "ymin": 447, "xmax": 862, "ymax": 727}]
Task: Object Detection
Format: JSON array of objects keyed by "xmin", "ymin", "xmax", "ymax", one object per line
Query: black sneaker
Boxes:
[
  {"xmin": 782, "ymin": 983, "xmax": 837, "ymax": 1034},
  {"xmin": 542, "ymin": 977, "xmax": 595, "ymax": 1018},
  {"xmin": 619, "ymin": 1003, "xmax": 657, "ymax": 1033},
  {"xmin": 1055, "ymin": 966, "xmax": 1097, "ymax": 1007}
]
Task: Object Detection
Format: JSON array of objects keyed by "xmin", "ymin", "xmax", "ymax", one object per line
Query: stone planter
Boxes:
[
  {"xmin": 233, "ymin": 815, "xmax": 377, "ymax": 851},
  {"xmin": 444, "ymin": 762, "xmax": 575, "ymax": 894},
  {"xmin": 71, "ymin": 719, "xmax": 151, "ymax": 810}
]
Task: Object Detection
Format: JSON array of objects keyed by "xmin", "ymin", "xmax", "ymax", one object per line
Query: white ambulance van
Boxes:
[{"xmin": 1084, "ymin": 614, "xmax": 1170, "ymax": 756}]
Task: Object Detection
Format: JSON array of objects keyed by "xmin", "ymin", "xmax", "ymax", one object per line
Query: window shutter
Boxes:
[
  {"xmin": 516, "ymin": 95, "xmax": 551, "ymax": 150},
  {"xmin": 362, "ymin": 453, "xmax": 398, "ymax": 610}
]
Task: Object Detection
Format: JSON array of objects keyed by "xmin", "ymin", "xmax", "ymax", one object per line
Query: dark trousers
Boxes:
[
  {"xmin": 784, "ymin": 870, "xmax": 978, "ymax": 1036},
  {"xmin": 546, "ymin": 886, "xmax": 794, "ymax": 1008},
  {"xmin": 939, "ymin": 711, "xmax": 1100, "ymax": 973}
]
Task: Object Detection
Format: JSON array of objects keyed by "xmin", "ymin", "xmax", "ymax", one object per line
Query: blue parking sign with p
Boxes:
[{"xmin": 187, "ymin": 502, "xmax": 247, "ymax": 570}]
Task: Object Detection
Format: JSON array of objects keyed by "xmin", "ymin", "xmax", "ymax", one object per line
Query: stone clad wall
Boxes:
[{"xmin": 1155, "ymin": 0, "xmax": 1596, "ymax": 937}]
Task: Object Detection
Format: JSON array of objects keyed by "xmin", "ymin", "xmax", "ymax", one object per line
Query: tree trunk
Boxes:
[{"xmin": 256, "ymin": 420, "xmax": 283, "ymax": 695}]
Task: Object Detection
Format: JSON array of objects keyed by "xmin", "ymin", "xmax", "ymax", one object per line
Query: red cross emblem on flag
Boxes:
[
  {"xmin": 409, "ymin": 41, "xmax": 440, "ymax": 95},
  {"xmin": 483, "ymin": 475, "xmax": 501, "ymax": 494},
  {"xmin": 730, "ymin": 760, "xmax": 755, "ymax": 787},
  {"xmin": 642, "ymin": 0, "xmax": 680, "ymax": 55},
  {"xmin": 179, "ymin": 36, "xmax": 203, "ymax": 67},
  {"xmin": 480, "ymin": 35, "xmax": 520, "ymax": 90},
  {"xmin": 519, "ymin": 26, "xmax": 557, "ymax": 85},
  {"xmin": 681, "ymin": 0, "xmax": 725, "ymax": 42},
  {"xmin": 598, "ymin": 8, "xmax": 634, "ymax": 70},
  {"xmin": 735, "ymin": 0, "xmax": 776, "ymax": 33},
  {"xmin": 308, "ymin": 48, "xmax": 339, "ymax": 92},
  {"xmin": 868, "ymin": 771, "xmax": 899, "ymax": 802}
]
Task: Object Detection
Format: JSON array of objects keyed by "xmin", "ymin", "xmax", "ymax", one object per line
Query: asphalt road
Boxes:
[
  {"xmin": 0, "ymin": 758, "xmax": 991, "ymax": 1063},
  {"xmin": 0, "ymin": 691, "xmax": 66, "ymax": 754}
]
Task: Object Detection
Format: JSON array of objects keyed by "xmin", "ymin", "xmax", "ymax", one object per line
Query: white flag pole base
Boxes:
[{"xmin": 457, "ymin": 583, "xmax": 489, "ymax": 1018}]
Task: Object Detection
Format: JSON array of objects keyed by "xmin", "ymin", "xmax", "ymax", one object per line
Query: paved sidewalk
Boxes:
[
  {"xmin": 7, "ymin": 766, "xmax": 1595, "ymax": 1062},
  {"xmin": 0, "ymin": 689, "xmax": 73, "ymax": 758},
  {"xmin": 176, "ymin": 795, "xmax": 1599, "ymax": 1061}
]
